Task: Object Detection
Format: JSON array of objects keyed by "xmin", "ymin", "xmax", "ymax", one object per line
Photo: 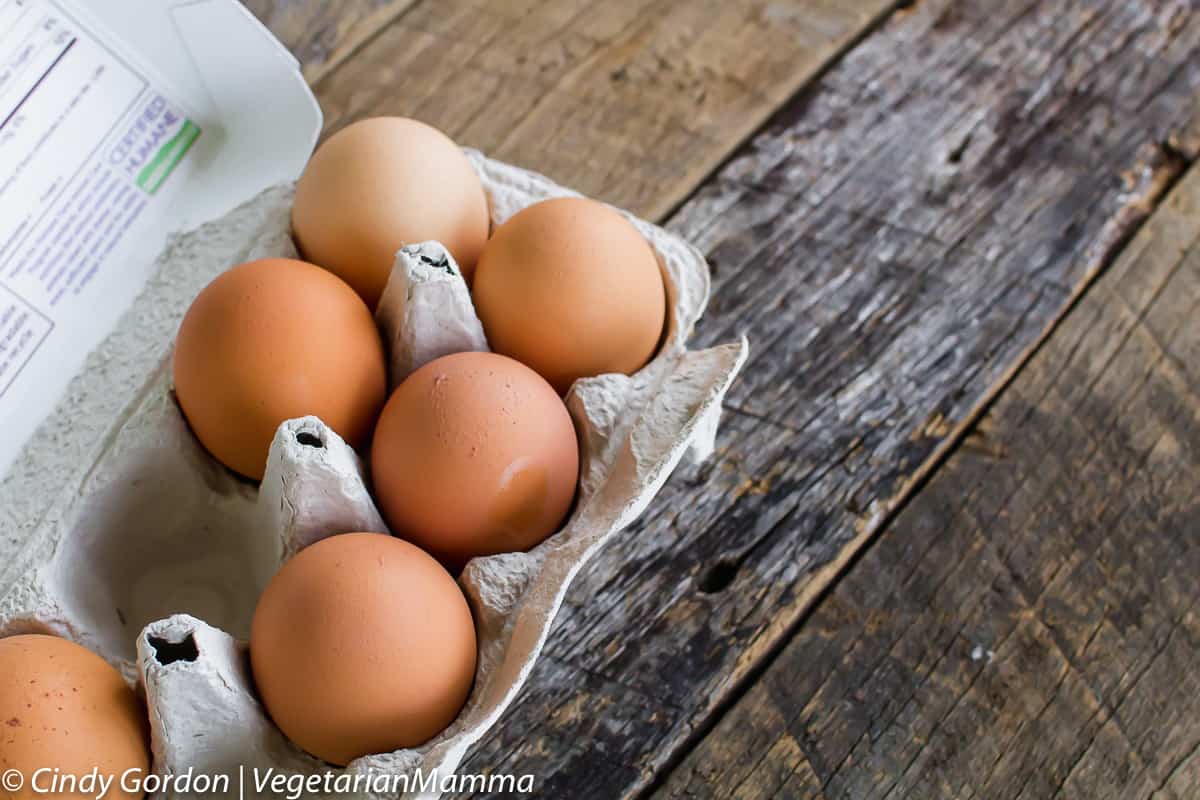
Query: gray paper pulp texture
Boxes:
[{"xmin": 0, "ymin": 151, "xmax": 749, "ymax": 798}]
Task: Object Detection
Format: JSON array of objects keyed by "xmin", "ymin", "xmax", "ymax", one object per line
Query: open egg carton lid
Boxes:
[
  {"xmin": 0, "ymin": 3, "xmax": 748, "ymax": 798},
  {"xmin": 0, "ymin": 0, "xmax": 314, "ymax": 622},
  {"xmin": 0, "ymin": 0, "xmax": 322, "ymax": 484}
]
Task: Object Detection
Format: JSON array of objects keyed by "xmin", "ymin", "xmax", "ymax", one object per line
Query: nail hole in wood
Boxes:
[
  {"xmin": 698, "ymin": 559, "xmax": 740, "ymax": 594},
  {"xmin": 948, "ymin": 132, "xmax": 972, "ymax": 164}
]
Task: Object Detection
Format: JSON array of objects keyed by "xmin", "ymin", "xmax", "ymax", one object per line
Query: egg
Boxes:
[
  {"xmin": 472, "ymin": 196, "xmax": 666, "ymax": 394},
  {"xmin": 173, "ymin": 258, "xmax": 387, "ymax": 481},
  {"xmin": 250, "ymin": 533, "xmax": 476, "ymax": 764},
  {"xmin": 291, "ymin": 117, "xmax": 491, "ymax": 307},
  {"xmin": 0, "ymin": 635, "xmax": 149, "ymax": 798},
  {"xmin": 371, "ymin": 352, "xmax": 579, "ymax": 566}
]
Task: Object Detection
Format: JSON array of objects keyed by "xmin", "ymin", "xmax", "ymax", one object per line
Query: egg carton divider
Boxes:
[{"xmin": 0, "ymin": 152, "xmax": 748, "ymax": 799}]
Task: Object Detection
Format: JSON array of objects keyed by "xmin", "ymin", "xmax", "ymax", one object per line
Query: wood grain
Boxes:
[
  {"xmin": 457, "ymin": 0, "xmax": 1200, "ymax": 796},
  {"xmin": 242, "ymin": 0, "xmax": 419, "ymax": 84},
  {"xmin": 657, "ymin": 164, "xmax": 1200, "ymax": 800},
  {"xmin": 306, "ymin": 0, "xmax": 900, "ymax": 220}
]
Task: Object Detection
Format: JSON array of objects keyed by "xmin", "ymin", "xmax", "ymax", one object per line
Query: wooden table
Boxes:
[{"xmin": 249, "ymin": 1, "xmax": 1200, "ymax": 797}]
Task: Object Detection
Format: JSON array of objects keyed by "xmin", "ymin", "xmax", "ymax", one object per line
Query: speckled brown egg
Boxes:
[
  {"xmin": 292, "ymin": 116, "xmax": 491, "ymax": 307},
  {"xmin": 173, "ymin": 258, "xmax": 387, "ymax": 481},
  {"xmin": 371, "ymin": 352, "xmax": 579, "ymax": 567},
  {"xmin": 0, "ymin": 635, "xmax": 149, "ymax": 799},
  {"xmin": 472, "ymin": 196, "xmax": 667, "ymax": 394},
  {"xmin": 250, "ymin": 533, "xmax": 477, "ymax": 765}
]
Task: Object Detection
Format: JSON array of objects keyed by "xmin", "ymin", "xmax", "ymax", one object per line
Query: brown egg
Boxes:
[
  {"xmin": 173, "ymin": 258, "xmax": 387, "ymax": 481},
  {"xmin": 251, "ymin": 533, "xmax": 476, "ymax": 764},
  {"xmin": 371, "ymin": 352, "xmax": 579, "ymax": 566},
  {"xmin": 292, "ymin": 117, "xmax": 490, "ymax": 307},
  {"xmin": 0, "ymin": 635, "xmax": 149, "ymax": 799},
  {"xmin": 472, "ymin": 196, "xmax": 666, "ymax": 394}
]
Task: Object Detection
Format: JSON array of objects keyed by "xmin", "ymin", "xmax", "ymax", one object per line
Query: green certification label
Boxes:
[{"xmin": 136, "ymin": 119, "xmax": 201, "ymax": 195}]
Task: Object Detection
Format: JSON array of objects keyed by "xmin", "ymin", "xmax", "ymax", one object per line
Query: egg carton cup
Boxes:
[{"xmin": 0, "ymin": 151, "xmax": 749, "ymax": 798}]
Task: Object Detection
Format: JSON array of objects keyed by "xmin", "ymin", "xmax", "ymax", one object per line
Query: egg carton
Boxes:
[{"xmin": 0, "ymin": 152, "xmax": 748, "ymax": 798}]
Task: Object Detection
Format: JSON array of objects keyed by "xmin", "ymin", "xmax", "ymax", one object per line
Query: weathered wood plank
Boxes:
[
  {"xmin": 459, "ymin": 0, "xmax": 1200, "ymax": 796},
  {"xmin": 657, "ymin": 164, "xmax": 1200, "ymax": 800},
  {"xmin": 307, "ymin": 0, "xmax": 899, "ymax": 220},
  {"xmin": 244, "ymin": 0, "xmax": 418, "ymax": 83}
]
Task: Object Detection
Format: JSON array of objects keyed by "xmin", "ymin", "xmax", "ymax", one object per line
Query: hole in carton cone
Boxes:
[
  {"xmin": 148, "ymin": 633, "xmax": 199, "ymax": 665},
  {"xmin": 295, "ymin": 431, "xmax": 324, "ymax": 448},
  {"xmin": 418, "ymin": 251, "xmax": 453, "ymax": 275}
]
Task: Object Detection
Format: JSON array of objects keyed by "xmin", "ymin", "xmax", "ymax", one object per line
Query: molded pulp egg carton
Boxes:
[{"xmin": 0, "ymin": 151, "xmax": 748, "ymax": 798}]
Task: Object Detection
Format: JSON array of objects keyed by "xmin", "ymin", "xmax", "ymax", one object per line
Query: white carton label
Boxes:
[{"xmin": 0, "ymin": 0, "xmax": 201, "ymax": 474}]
